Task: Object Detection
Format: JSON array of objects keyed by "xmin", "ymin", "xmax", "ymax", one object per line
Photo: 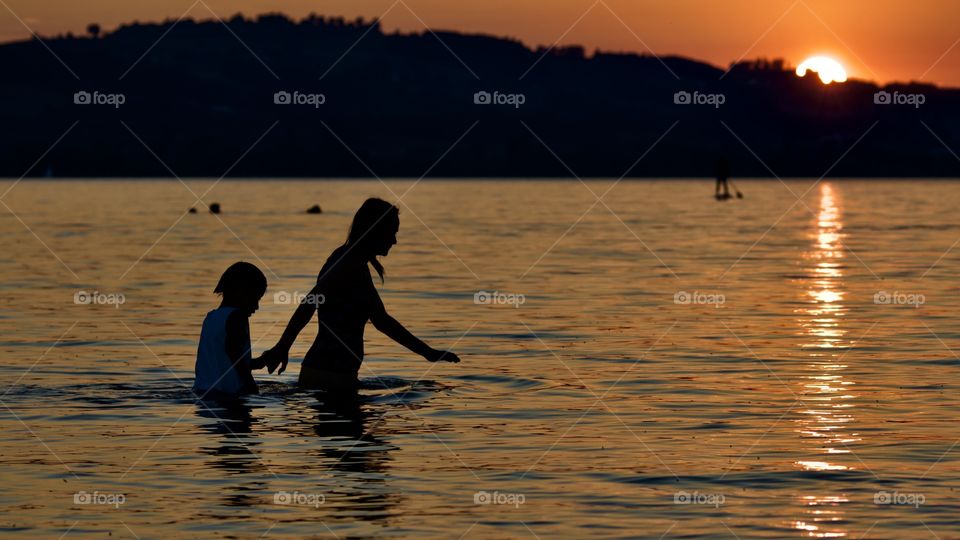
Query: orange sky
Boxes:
[{"xmin": 2, "ymin": 0, "xmax": 958, "ymax": 86}]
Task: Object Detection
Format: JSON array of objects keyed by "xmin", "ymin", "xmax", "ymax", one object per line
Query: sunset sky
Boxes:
[{"xmin": 2, "ymin": 0, "xmax": 959, "ymax": 86}]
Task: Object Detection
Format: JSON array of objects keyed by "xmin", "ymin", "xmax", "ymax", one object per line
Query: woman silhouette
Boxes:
[{"xmin": 266, "ymin": 198, "xmax": 460, "ymax": 391}]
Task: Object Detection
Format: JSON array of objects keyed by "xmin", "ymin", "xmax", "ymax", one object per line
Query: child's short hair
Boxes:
[{"xmin": 214, "ymin": 261, "xmax": 267, "ymax": 296}]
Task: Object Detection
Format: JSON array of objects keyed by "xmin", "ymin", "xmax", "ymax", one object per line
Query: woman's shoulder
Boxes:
[{"xmin": 318, "ymin": 245, "xmax": 366, "ymax": 281}]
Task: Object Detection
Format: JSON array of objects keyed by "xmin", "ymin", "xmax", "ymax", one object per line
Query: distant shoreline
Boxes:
[
  {"xmin": 2, "ymin": 14, "xmax": 958, "ymax": 177},
  {"xmin": 4, "ymin": 15, "xmax": 956, "ymax": 91}
]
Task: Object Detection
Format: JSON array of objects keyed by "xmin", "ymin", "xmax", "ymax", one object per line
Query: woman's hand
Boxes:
[
  {"xmin": 424, "ymin": 348, "xmax": 461, "ymax": 363},
  {"xmin": 262, "ymin": 347, "xmax": 289, "ymax": 374}
]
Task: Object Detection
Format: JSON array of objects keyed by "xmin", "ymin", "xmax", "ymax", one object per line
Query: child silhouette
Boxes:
[{"xmin": 193, "ymin": 262, "xmax": 281, "ymax": 398}]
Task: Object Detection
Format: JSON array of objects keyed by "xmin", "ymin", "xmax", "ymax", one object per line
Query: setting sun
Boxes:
[{"xmin": 796, "ymin": 56, "xmax": 848, "ymax": 84}]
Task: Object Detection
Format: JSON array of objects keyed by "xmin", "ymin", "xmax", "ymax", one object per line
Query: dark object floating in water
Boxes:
[
  {"xmin": 306, "ymin": 204, "xmax": 323, "ymax": 214},
  {"xmin": 209, "ymin": 203, "xmax": 221, "ymax": 214},
  {"xmin": 188, "ymin": 207, "xmax": 198, "ymax": 214}
]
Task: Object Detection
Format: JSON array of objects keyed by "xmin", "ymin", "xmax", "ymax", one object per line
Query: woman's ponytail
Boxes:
[{"xmin": 369, "ymin": 256, "xmax": 385, "ymax": 284}]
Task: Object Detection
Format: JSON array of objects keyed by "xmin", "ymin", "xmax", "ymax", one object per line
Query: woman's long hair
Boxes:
[{"xmin": 346, "ymin": 198, "xmax": 399, "ymax": 283}]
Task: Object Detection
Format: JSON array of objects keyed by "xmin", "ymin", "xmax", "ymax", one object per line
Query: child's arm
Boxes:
[{"xmin": 225, "ymin": 310, "xmax": 259, "ymax": 391}]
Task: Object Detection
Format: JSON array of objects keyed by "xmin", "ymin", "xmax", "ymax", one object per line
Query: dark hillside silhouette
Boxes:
[{"xmin": 1, "ymin": 13, "xmax": 958, "ymax": 177}]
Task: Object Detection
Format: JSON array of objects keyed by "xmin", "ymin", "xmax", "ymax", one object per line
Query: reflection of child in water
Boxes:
[{"xmin": 193, "ymin": 262, "xmax": 282, "ymax": 399}]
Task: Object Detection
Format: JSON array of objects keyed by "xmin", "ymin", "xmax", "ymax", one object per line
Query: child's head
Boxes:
[{"xmin": 214, "ymin": 261, "xmax": 267, "ymax": 315}]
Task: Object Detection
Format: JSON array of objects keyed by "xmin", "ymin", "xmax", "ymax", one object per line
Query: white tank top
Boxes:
[{"xmin": 193, "ymin": 307, "xmax": 250, "ymax": 396}]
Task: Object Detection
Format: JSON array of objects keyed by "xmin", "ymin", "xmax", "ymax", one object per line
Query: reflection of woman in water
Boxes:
[{"xmin": 266, "ymin": 198, "xmax": 460, "ymax": 392}]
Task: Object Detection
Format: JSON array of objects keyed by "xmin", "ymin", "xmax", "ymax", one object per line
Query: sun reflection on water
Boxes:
[
  {"xmin": 793, "ymin": 493, "xmax": 850, "ymax": 537},
  {"xmin": 793, "ymin": 184, "xmax": 859, "ymax": 537}
]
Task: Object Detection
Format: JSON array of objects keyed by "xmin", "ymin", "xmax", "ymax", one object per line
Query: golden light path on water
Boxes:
[{"xmin": 793, "ymin": 184, "xmax": 859, "ymax": 538}]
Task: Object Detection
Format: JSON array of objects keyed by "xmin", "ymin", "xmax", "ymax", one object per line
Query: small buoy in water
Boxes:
[
  {"xmin": 209, "ymin": 203, "xmax": 221, "ymax": 214},
  {"xmin": 306, "ymin": 204, "xmax": 322, "ymax": 214},
  {"xmin": 188, "ymin": 207, "xmax": 197, "ymax": 214}
]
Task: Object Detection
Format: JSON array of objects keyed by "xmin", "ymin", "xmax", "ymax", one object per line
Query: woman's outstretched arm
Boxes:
[{"xmin": 370, "ymin": 297, "xmax": 461, "ymax": 363}]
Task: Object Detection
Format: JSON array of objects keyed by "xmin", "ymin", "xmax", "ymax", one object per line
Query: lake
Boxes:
[{"xmin": 1, "ymin": 179, "xmax": 958, "ymax": 538}]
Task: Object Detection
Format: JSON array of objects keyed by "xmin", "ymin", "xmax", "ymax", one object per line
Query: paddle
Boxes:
[{"xmin": 728, "ymin": 179, "xmax": 744, "ymax": 199}]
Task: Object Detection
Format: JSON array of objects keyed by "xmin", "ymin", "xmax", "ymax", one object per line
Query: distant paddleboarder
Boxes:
[
  {"xmin": 715, "ymin": 158, "xmax": 742, "ymax": 200},
  {"xmin": 715, "ymin": 158, "xmax": 731, "ymax": 200}
]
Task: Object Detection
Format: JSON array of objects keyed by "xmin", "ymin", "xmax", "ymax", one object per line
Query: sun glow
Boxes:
[{"xmin": 796, "ymin": 56, "xmax": 848, "ymax": 84}]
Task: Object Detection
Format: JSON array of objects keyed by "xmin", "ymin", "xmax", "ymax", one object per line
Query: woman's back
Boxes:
[{"xmin": 303, "ymin": 246, "xmax": 379, "ymax": 374}]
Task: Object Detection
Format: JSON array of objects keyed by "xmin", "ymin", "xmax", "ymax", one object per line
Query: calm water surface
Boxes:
[{"xmin": 1, "ymin": 180, "xmax": 959, "ymax": 539}]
